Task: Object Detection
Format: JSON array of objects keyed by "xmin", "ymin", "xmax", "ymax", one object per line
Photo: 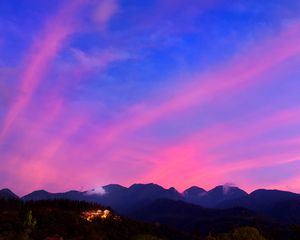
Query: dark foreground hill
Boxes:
[
  {"xmin": 0, "ymin": 198, "xmax": 197, "ymax": 240},
  {"xmin": 2, "ymin": 184, "xmax": 300, "ymax": 239},
  {"xmin": 130, "ymin": 199, "xmax": 269, "ymax": 234},
  {"xmin": 1, "ymin": 198, "xmax": 300, "ymax": 240},
  {"xmin": 130, "ymin": 199, "xmax": 300, "ymax": 240},
  {"xmin": 218, "ymin": 189, "xmax": 300, "ymax": 212}
]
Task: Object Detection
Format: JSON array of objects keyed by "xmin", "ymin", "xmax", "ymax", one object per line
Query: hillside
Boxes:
[{"xmin": 0, "ymin": 198, "xmax": 197, "ymax": 240}]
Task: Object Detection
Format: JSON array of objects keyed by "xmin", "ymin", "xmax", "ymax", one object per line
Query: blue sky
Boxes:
[{"xmin": 0, "ymin": 0, "xmax": 300, "ymax": 195}]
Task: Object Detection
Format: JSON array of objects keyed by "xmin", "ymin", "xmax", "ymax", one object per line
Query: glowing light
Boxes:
[{"xmin": 81, "ymin": 209, "xmax": 115, "ymax": 222}]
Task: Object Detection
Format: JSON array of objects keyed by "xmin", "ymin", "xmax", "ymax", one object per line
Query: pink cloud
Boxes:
[
  {"xmin": 56, "ymin": 20, "xmax": 300, "ymax": 193},
  {"xmin": 266, "ymin": 174, "xmax": 300, "ymax": 194},
  {"xmin": 71, "ymin": 48, "xmax": 129, "ymax": 72},
  {"xmin": 52, "ymin": 107, "xmax": 299, "ymax": 193},
  {"xmin": 81, "ymin": 21, "xmax": 300, "ymax": 152},
  {"xmin": 27, "ymin": 21, "xmax": 300, "ymax": 194},
  {"xmin": 4, "ymin": 113, "xmax": 88, "ymax": 194},
  {"xmin": 139, "ymin": 107, "xmax": 300, "ymax": 191},
  {"xmin": 3, "ymin": 3, "xmax": 300, "ymax": 195},
  {"xmin": 0, "ymin": 67, "xmax": 18, "ymax": 107},
  {"xmin": 0, "ymin": 0, "xmax": 124, "ymax": 193},
  {"xmin": 92, "ymin": 0, "xmax": 119, "ymax": 29},
  {"xmin": 0, "ymin": 0, "xmax": 86, "ymax": 141},
  {"xmin": 3, "ymin": 49, "xmax": 127, "ymax": 194}
]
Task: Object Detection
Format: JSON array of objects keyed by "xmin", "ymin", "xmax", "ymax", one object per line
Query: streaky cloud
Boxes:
[
  {"xmin": 0, "ymin": 0, "xmax": 86, "ymax": 141},
  {"xmin": 83, "ymin": 21, "xmax": 300, "ymax": 151}
]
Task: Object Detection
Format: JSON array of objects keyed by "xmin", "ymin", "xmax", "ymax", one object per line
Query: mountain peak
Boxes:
[
  {"xmin": 103, "ymin": 184, "xmax": 126, "ymax": 190},
  {"xmin": 209, "ymin": 185, "xmax": 247, "ymax": 195},
  {"xmin": 250, "ymin": 189, "xmax": 300, "ymax": 200},
  {"xmin": 22, "ymin": 189, "xmax": 53, "ymax": 200},
  {"xmin": 183, "ymin": 186, "xmax": 206, "ymax": 195},
  {"xmin": 183, "ymin": 186, "xmax": 207, "ymax": 205},
  {"xmin": 168, "ymin": 187, "xmax": 178, "ymax": 192},
  {"xmin": 129, "ymin": 183, "xmax": 163, "ymax": 189},
  {"xmin": 0, "ymin": 188, "xmax": 19, "ymax": 199}
]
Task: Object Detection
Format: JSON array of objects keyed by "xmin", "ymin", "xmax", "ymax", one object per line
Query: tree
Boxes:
[
  {"xmin": 206, "ymin": 227, "xmax": 266, "ymax": 240},
  {"xmin": 231, "ymin": 227, "xmax": 266, "ymax": 240},
  {"xmin": 20, "ymin": 210, "xmax": 37, "ymax": 240}
]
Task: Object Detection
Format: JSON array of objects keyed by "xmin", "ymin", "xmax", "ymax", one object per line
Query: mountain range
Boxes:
[
  {"xmin": 2, "ymin": 183, "xmax": 300, "ymax": 239},
  {"xmin": 1, "ymin": 183, "xmax": 249, "ymax": 211},
  {"xmin": 2, "ymin": 183, "xmax": 300, "ymax": 221},
  {"xmin": 0, "ymin": 183, "xmax": 300, "ymax": 239}
]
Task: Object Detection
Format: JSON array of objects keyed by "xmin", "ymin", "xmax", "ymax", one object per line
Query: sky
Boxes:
[{"xmin": 0, "ymin": 0, "xmax": 300, "ymax": 196}]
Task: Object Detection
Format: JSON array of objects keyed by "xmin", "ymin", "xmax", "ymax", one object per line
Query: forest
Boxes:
[{"xmin": 1, "ymin": 198, "xmax": 300, "ymax": 240}]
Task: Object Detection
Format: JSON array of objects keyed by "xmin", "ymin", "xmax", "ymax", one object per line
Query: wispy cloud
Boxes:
[
  {"xmin": 83, "ymin": 21, "xmax": 300, "ymax": 150},
  {"xmin": 1, "ymin": 0, "xmax": 300, "ymax": 195},
  {"xmin": 139, "ymin": 107, "xmax": 300, "ymax": 190},
  {"xmin": 0, "ymin": 0, "xmax": 85, "ymax": 141},
  {"xmin": 92, "ymin": 0, "xmax": 119, "ymax": 29},
  {"xmin": 85, "ymin": 186, "xmax": 107, "ymax": 195}
]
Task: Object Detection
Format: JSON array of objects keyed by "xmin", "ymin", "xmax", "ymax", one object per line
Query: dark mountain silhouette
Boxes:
[
  {"xmin": 21, "ymin": 183, "xmax": 248, "ymax": 210},
  {"xmin": 182, "ymin": 185, "xmax": 247, "ymax": 207},
  {"xmin": 127, "ymin": 183, "xmax": 182, "ymax": 204},
  {"xmin": 19, "ymin": 183, "xmax": 300, "ymax": 223},
  {"xmin": 218, "ymin": 189, "xmax": 300, "ymax": 213},
  {"xmin": 103, "ymin": 183, "xmax": 127, "ymax": 192},
  {"xmin": 270, "ymin": 200, "xmax": 300, "ymax": 224},
  {"xmin": 89, "ymin": 184, "xmax": 128, "ymax": 211},
  {"xmin": 22, "ymin": 190, "xmax": 86, "ymax": 201},
  {"xmin": 190, "ymin": 185, "xmax": 247, "ymax": 207},
  {"xmin": 94, "ymin": 183, "xmax": 183, "ymax": 214},
  {"xmin": 183, "ymin": 186, "xmax": 206, "ymax": 205},
  {"xmin": 0, "ymin": 188, "xmax": 19, "ymax": 199},
  {"xmin": 23, "ymin": 190, "xmax": 58, "ymax": 200},
  {"xmin": 130, "ymin": 198, "xmax": 270, "ymax": 236},
  {"xmin": 4, "ymin": 184, "xmax": 300, "ymax": 239},
  {"xmin": 21, "ymin": 183, "xmax": 183, "ymax": 214}
]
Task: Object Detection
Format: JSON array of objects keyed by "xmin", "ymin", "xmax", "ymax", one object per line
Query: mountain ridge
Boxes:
[
  {"xmin": 2, "ymin": 184, "xmax": 300, "ymax": 226},
  {"xmin": 2, "ymin": 183, "xmax": 300, "ymax": 214}
]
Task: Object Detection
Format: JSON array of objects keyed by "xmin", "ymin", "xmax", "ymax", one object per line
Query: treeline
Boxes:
[{"xmin": 0, "ymin": 198, "xmax": 103, "ymax": 211}]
